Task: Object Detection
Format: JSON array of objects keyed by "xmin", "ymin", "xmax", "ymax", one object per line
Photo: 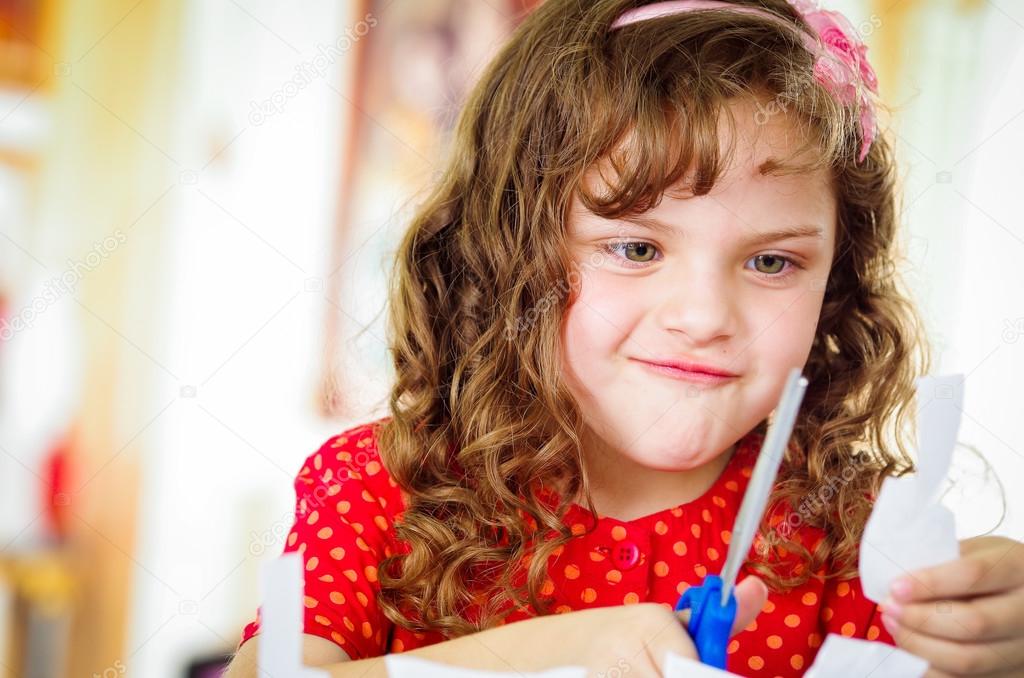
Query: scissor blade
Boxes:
[{"xmin": 718, "ymin": 367, "xmax": 808, "ymax": 607}]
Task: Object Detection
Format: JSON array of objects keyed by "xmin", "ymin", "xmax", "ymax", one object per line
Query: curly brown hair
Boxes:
[{"xmin": 374, "ymin": 0, "xmax": 932, "ymax": 639}]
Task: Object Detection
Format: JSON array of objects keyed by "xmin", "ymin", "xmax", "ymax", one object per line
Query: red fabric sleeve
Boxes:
[{"xmin": 237, "ymin": 423, "xmax": 399, "ymax": 659}]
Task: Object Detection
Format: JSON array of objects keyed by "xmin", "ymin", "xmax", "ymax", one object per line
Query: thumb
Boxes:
[{"xmin": 730, "ymin": 575, "xmax": 768, "ymax": 636}]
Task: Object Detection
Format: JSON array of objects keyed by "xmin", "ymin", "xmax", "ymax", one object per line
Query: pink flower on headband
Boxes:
[{"xmin": 792, "ymin": 1, "xmax": 879, "ymax": 161}]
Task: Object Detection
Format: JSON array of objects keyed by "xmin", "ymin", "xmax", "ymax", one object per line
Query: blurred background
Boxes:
[{"xmin": 0, "ymin": 0, "xmax": 1020, "ymax": 676}]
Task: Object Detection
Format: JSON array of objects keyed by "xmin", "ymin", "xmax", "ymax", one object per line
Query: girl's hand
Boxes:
[
  {"xmin": 879, "ymin": 536, "xmax": 1024, "ymax": 677},
  {"xmin": 409, "ymin": 574, "xmax": 768, "ymax": 678}
]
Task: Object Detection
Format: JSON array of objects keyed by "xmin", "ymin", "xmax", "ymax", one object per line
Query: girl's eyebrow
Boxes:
[{"xmin": 619, "ymin": 215, "xmax": 824, "ymax": 246}]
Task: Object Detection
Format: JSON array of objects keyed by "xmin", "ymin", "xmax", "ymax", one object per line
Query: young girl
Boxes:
[{"xmin": 228, "ymin": 1, "xmax": 1024, "ymax": 676}]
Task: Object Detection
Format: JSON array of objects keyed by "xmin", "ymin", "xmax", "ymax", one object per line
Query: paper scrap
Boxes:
[
  {"xmin": 259, "ymin": 552, "xmax": 330, "ymax": 678},
  {"xmin": 384, "ymin": 654, "xmax": 585, "ymax": 677},
  {"xmin": 859, "ymin": 373, "xmax": 963, "ymax": 602},
  {"xmin": 663, "ymin": 650, "xmax": 739, "ymax": 676},
  {"xmin": 804, "ymin": 634, "xmax": 928, "ymax": 677}
]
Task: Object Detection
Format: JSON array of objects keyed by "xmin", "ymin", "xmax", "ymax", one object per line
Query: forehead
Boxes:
[{"xmin": 574, "ymin": 96, "xmax": 837, "ymax": 232}]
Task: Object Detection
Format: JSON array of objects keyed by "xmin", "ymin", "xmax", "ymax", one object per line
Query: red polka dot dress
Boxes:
[{"xmin": 238, "ymin": 418, "xmax": 894, "ymax": 676}]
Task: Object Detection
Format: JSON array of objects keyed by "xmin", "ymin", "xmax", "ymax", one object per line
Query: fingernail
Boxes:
[
  {"xmin": 890, "ymin": 577, "xmax": 912, "ymax": 601},
  {"xmin": 881, "ymin": 613, "xmax": 899, "ymax": 634}
]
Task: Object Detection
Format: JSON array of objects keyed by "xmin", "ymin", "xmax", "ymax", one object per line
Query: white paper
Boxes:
[
  {"xmin": 663, "ymin": 650, "xmax": 740, "ymax": 676},
  {"xmin": 385, "ymin": 654, "xmax": 585, "ymax": 677},
  {"xmin": 804, "ymin": 634, "xmax": 928, "ymax": 677},
  {"xmin": 259, "ymin": 552, "xmax": 330, "ymax": 678},
  {"xmin": 859, "ymin": 373, "xmax": 963, "ymax": 602}
]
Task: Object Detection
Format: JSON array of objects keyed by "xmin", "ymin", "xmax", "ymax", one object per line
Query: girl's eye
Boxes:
[
  {"xmin": 603, "ymin": 240, "xmax": 659, "ymax": 266},
  {"xmin": 747, "ymin": 254, "xmax": 800, "ymax": 279}
]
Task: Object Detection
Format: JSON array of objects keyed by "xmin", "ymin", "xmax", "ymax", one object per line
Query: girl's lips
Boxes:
[{"xmin": 633, "ymin": 359, "xmax": 739, "ymax": 385}]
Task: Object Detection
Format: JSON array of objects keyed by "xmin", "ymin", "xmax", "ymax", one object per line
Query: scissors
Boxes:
[{"xmin": 674, "ymin": 367, "xmax": 809, "ymax": 669}]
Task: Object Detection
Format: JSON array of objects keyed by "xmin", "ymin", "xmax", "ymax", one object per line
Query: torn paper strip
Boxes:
[
  {"xmin": 259, "ymin": 552, "xmax": 330, "ymax": 678},
  {"xmin": 859, "ymin": 373, "xmax": 963, "ymax": 603}
]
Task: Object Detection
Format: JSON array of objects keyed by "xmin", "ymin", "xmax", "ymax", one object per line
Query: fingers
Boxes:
[
  {"xmin": 883, "ymin": 586, "xmax": 1024, "ymax": 643},
  {"xmin": 893, "ymin": 538, "xmax": 1024, "ymax": 603},
  {"xmin": 731, "ymin": 575, "xmax": 768, "ymax": 637},
  {"xmin": 885, "ymin": 620, "xmax": 1024, "ymax": 676}
]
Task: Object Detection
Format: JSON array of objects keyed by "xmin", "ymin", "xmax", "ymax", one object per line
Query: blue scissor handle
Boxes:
[{"xmin": 674, "ymin": 574, "xmax": 737, "ymax": 670}]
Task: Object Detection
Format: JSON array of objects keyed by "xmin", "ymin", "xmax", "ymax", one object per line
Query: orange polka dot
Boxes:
[
  {"xmin": 287, "ymin": 532, "xmax": 297, "ymax": 546},
  {"xmin": 673, "ymin": 541, "xmax": 687, "ymax": 556},
  {"xmin": 555, "ymin": 605, "xmax": 572, "ymax": 613},
  {"xmin": 304, "ymin": 596, "xmax": 318, "ymax": 608},
  {"xmin": 808, "ymin": 632, "xmax": 822, "ymax": 648},
  {"xmin": 712, "ymin": 495, "xmax": 726, "ymax": 508},
  {"xmin": 748, "ymin": 656, "xmax": 764, "ymax": 670},
  {"xmin": 654, "ymin": 561, "xmax": 670, "ymax": 577},
  {"xmin": 677, "ymin": 582, "xmax": 690, "ymax": 595},
  {"xmin": 306, "ymin": 557, "xmax": 319, "ymax": 571},
  {"xmin": 720, "ymin": 530, "xmax": 731, "ymax": 544},
  {"xmin": 766, "ymin": 634, "xmax": 783, "ymax": 649},
  {"xmin": 701, "ymin": 509, "xmax": 712, "ymax": 523},
  {"xmin": 330, "ymin": 591, "xmax": 346, "ymax": 605},
  {"xmin": 564, "ymin": 564, "xmax": 580, "ymax": 579},
  {"xmin": 330, "ymin": 547, "xmax": 345, "ymax": 560},
  {"xmin": 670, "ymin": 507, "xmax": 683, "ymax": 517},
  {"xmin": 365, "ymin": 565, "xmax": 378, "ymax": 582},
  {"xmin": 727, "ymin": 639, "xmax": 739, "ymax": 654},
  {"xmin": 356, "ymin": 592, "xmax": 369, "ymax": 607},
  {"xmin": 623, "ymin": 592, "xmax": 640, "ymax": 604},
  {"xmin": 706, "ymin": 547, "xmax": 720, "ymax": 561},
  {"xmin": 317, "ymin": 527, "xmax": 333, "ymax": 540},
  {"xmin": 762, "ymin": 599, "xmax": 776, "ymax": 613},
  {"xmin": 541, "ymin": 579, "xmax": 555, "ymax": 595},
  {"xmin": 570, "ymin": 523, "xmax": 587, "ymax": 536},
  {"xmin": 867, "ymin": 624, "xmax": 880, "ymax": 640},
  {"xmin": 392, "ymin": 638, "xmax": 404, "ymax": 651},
  {"xmin": 315, "ymin": 615, "xmax": 331, "ymax": 626},
  {"xmin": 332, "ymin": 631, "xmax": 346, "ymax": 645},
  {"xmin": 836, "ymin": 582, "xmax": 850, "ymax": 597},
  {"xmin": 374, "ymin": 515, "xmax": 389, "ymax": 531},
  {"xmin": 344, "ymin": 569, "xmax": 358, "ymax": 582},
  {"xmin": 313, "ymin": 454, "xmax": 322, "ymax": 470},
  {"xmin": 784, "ymin": 614, "xmax": 801, "ymax": 628},
  {"xmin": 306, "ymin": 511, "xmax": 320, "ymax": 526},
  {"xmin": 606, "ymin": 569, "xmax": 622, "ymax": 583},
  {"xmin": 611, "ymin": 526, "xmax": 627, "ymax": 541},
  {"xmin": 822, "ymin": 606, "xmax": 834, "ymax": 621},
  {"xmin": 352, "ymin": 522, "xmax": 364, "ymax": 534},
  {"xmin": 318, "ymin": 574, "xmax": 335, "ymax": 583},
  {"xmin": 355, "ymin": 537, "xmax": 370, "ymax": 552},
  {"xmin": 366, "ymin": 461, "xmax": 381, "ymax": 475},
  {"xmin": 581, "ymin": 588, "xmax": 597, "ymax": 603},
  {"xmin": 655, "ymin": 520, "xmax": 668, "ymax": 535},
  {"xmin": 361, "ymin": 621, "xmax": 373, "ymax": 639},
  {"xmin": 790, "ymin": 654, "xmax": 804, "ymax": 670},
  {"xmin": 691, "ymin": 524, "xmax": 701, "ymax": 538},
  {"xmin": 741, "ymin": 466, "xmax": 752, "ymax": 478},
  {"xmin": 801, "ymin": 591, "xmax": 818, "ymax": 605},
  {"xmin": 589, "ymin": 550, "xmax": 606, "ymax": 562},
  {"xmin": 841, "ymin": 621, "xmax": 856, "ymax": 637},
  {"xmin": 336, "ymin": 500, "xmax": 350, "ymax": 514},
  {"xmin": 343, "ymin": 616, "xmax": 355, "ymax": 632},
  {"xmin": 725, "ymin": 480, "xmax": 739, "ymax": 492},
  {"xmin": 694, "ymin": 564, "xmax": 707, "ymax": 578},
  {"xmin": 744, "ymin": 619, "xmax": 758, "ymax": 632}
]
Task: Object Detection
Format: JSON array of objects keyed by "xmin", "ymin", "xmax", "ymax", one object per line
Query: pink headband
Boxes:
[{"xmin": 610, "ymin": 0, "xmax": 879, "ymax": 163}]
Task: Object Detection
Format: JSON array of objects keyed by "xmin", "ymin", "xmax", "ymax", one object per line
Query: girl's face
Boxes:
[{"xmin": 561, "ymin": 99, "xmax": 837, "ymax": 474}]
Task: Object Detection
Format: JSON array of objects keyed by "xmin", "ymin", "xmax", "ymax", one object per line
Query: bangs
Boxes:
[{"xmin": 572, "ymin": 6, "xmax": 857, "ymax": 218}]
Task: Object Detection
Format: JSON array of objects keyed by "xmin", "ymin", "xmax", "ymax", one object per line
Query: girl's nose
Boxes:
[{"xmin": 653, "ymin": 266, "xmax": 738, "ymax": 345}]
